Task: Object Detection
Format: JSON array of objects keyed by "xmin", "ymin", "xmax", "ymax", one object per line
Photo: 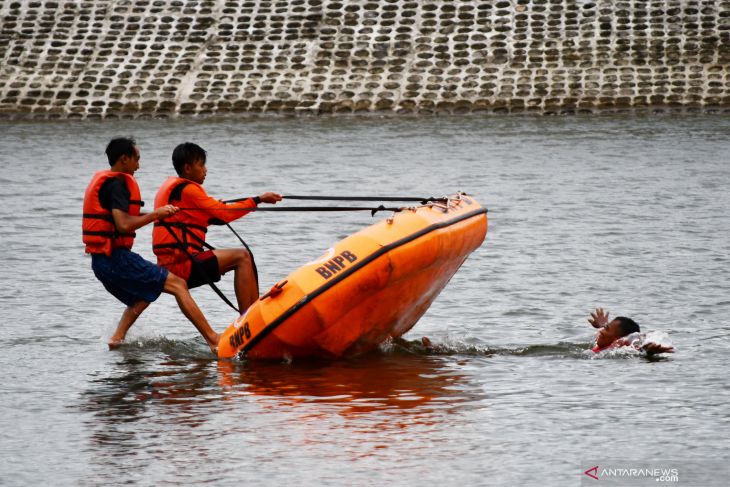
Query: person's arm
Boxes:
[
  {"xmin": 102, "ymin": 178, "xmax": 179, "ymax": 233},
  {"xmin": 257, "ymin": 192, "xmax": 282, "ymax": 204},
  {"xmin": 187, "ymin": 187, "xmax": 282, "ymax": 224},
  {"xmin": 641, "ymin": 342, "xmax": 675, "ymax": 355},
  {"xmin": 112, "ymin": 205, "xmax": 178, "ymax": 234},
  {"xmin": 588, "ymin": 307, "xmax": 609, "ymax": 329}
]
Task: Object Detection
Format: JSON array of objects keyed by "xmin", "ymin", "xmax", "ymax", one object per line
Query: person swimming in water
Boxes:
[{"xmin": 588, "ymin": 308, "xmax": 674, "ymax": 355}]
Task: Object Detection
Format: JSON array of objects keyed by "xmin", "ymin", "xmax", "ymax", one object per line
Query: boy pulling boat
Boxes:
[
  {"xmin": 82, "ymin": 138, "xmax": 219, "ymax": 352},
  {"xmin": 152, "ymin": 142, "xmax": 281, "ymax": 312}
]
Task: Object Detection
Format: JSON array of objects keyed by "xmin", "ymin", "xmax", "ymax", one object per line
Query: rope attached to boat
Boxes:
[
  {"xmin": 223, "ymin": 195, "xmax": 444, "ymax": 204},
  {"xmin": 176, "ymin": 205, "xmax": 408, "ymax": 217}
]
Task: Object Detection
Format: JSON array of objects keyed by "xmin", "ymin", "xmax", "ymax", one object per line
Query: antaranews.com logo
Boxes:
[
  {"xmin": 583, "ymin": 465, "xmax": 679, "ymax": 483},
  {"xmin": 580, "ymin": 458, "xmax": 728, "ymax": 486}
]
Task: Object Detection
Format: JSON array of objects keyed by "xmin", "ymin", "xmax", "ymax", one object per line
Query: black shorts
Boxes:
[{"xmin": 187, "ymin": 250, "xmax": 222, "ymax": 289}]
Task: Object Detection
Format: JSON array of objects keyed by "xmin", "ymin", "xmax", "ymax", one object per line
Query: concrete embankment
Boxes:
[{"xmin": 0, "ymin": 0, "xmax": 728, "ymax": 118}]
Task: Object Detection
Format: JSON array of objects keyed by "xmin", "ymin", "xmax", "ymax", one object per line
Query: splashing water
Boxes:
[
  {"xmin": 589, "ymin": 331, "xmax": 675, "ymax": 359},
  {"xmin": 642, "ymin": 330, "xmax": 674, "ymax": 350}
]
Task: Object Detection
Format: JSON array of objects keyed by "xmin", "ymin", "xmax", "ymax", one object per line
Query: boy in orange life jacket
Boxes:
[
  {"xmin": 83, "ymin": 137, "xmax": 220, "ymax": 352},
  {"xmin": 152, "ymin": 142, "xmax": 282, "ymax": 312}
]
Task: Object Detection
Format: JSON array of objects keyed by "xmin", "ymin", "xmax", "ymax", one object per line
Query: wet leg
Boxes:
[
  {"xmin": 109, "ymin": 300, "xmax": 150, "ymax": 349},
  {"xmin": 214, "ymin": 248, "xmax": 258, "ymax": 312},
  {"xmin": 163, "ymin": 272, "xmax": 219, "ymax": 352}
]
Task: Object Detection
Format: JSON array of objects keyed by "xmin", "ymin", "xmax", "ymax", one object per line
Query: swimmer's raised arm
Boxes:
[{"xmin": 588, "ymin": 307, "xmax": 610, "ymax": 329}]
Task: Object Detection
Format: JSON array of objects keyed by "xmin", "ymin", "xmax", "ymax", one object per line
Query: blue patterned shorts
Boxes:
[{"xmin": 91, "ymin": 248, "xmax": 169, "ymax": 306}]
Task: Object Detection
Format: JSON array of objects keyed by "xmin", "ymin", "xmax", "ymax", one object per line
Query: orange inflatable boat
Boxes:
[{"xmin": 217, "ymin": 193, "xmax": 487, "ymax": 360}]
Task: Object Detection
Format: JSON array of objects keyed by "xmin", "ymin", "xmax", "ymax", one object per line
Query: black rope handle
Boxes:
[
  {"xmin": 223, "ymin": 195, "xmax": 444, "ymax": 204},
  {"xmin": 283, "ymin": 195, "xmax": 442, "ymax": 202},
  {"xmin": 224, "ymin": 222, "xmax": 259, "ymax": 296},
  {"xmin": 177, "ymin": 205, "xmax": 406, "ymax": 216}
]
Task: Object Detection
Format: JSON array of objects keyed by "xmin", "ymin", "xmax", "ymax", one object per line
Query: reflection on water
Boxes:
[
  {"xmin": 81, "ymin": 345, "xmax": 475, "ymax": 419},
  {"xmin": 78, "ymin": 335, "xmax": 657, "ymax": 437},
  {"xmin": 77, "ymin": 342, "xmax": 483, "ymax": 483},
  {"xmin": 216, "ymin": 354, "xmax": 471, "ymax": 418},
  {"xmin": 79, "ymin": 356, "xmax": 213, "ymax": 449},
  {"xmin": 77, "ymin": 332, "xmax": 660, "ymax": 478}
]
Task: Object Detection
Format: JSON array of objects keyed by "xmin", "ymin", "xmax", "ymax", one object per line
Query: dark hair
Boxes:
[
  {"xmin": 105, "ymin": 137, "xmax": 137, "ymax": 166},
  {"xmin": 616, "ymin": 317, "xmax": 640, "ymax": 336},
  {"xmin": 172, "ymin": 142, "xmax": 207, "ymax": 176}
]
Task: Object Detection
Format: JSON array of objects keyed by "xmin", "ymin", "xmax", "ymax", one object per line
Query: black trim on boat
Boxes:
[{"xmin": 239, "ymin": 206, "xmax": 488, "ymax": 357}]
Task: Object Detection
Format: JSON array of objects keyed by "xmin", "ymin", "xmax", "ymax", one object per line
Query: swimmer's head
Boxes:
[
  {"xmin": 596, "ymin": 316, "xmax": 640, "ymax": 348},
  {"xmin": 616, "ymin": 317, "xmax": 640, "ymax": 336}
]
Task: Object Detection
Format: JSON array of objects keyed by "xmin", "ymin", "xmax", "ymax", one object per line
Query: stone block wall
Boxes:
[{"xmin": 0, "ymin": 0, "xmax": 728, "ymax": 118}]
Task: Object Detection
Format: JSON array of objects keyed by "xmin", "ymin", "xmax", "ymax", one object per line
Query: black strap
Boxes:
[
  {"xmin": 222, "ymin": 195, "xmax": 442, "ymax": 204},
  {"xmin": 175, "ymin": 212, "xmax": 259, "ymax": 298},
  {"xmin": 179, "ymin": 206, "xmax": 407, "ymax": 213},
  {"xmin": 177, "ymin": 225, "xmax": 216, "ymax": 251},
  {"xmin": 154, "ymin": 221, "xmax": 208, "ymax": 233},
  {"xmin": 284, "ymin": 195, "xmax": 441, "ymax": 203},
  {"xmin": 168, "ymin": 182, "xmax": 189, "ymax": 203},
  {"xmin": 157, "ymin": 181, "xmax": 213, "ymax": 255},
  {"xmin": 157, "ymin": 220, "xmax": 240, "ymax": 314},
  {"xmin": 154, "ymin": 218, "xmax": 213, "ymax": 255},
  {"xmin": 160, "ymin": 180, "xmax": 257, "ymax": 311},
  {"xmin": 83, "ymin": 230, "xmax": 136, "ymax": 238},
  {"xmin": 83, "ymin": 213, "xmax": 114, "ymax": 221},
  {"xmin": 152, "ymin": 242, "xmax": 205, "ymax": 252},
  {"xmin": 225, "ymin": 222, "xmax": 259, "ymax": 295}
]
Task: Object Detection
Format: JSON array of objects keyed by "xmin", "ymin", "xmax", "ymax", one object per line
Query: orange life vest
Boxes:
[
  {"xmin": 153, "ymin": 177, "xmax": 257, "ymax": 278},
  {"xmin": 82, "ymin": 170, "xmax": 143, "ymax": 256},
  {"xmin": 152, "ymin": 177, "xmax": 213, "ymax": 274}
]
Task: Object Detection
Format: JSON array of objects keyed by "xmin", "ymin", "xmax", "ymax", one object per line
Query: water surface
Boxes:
[{"xmin": 0, "ymin": 113, "xmax": 728, "ymax": 486}]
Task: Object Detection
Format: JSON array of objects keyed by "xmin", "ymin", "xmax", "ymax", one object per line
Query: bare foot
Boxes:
[
  {"xmin": 208, "ymin": 333, "xmax": 220, "ymax": 355},
  {"xmin": 421, "ymin": 336, "xmax": 433, "ymax": 348},
  {"xmin": 108, "ymin": 339, "xmax": 124, "ymax": 350}
]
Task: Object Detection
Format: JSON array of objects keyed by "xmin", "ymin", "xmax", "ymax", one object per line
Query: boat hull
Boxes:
[{"xmin": 217, "ymin": 194, "xmax": 488, "ymax": 360}]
